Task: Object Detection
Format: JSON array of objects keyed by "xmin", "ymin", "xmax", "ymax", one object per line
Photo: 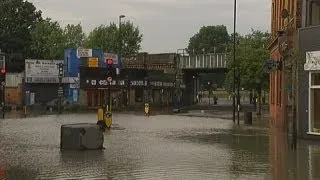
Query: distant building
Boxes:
[{"xmin": 24, "ymin": 59, "xmax": 64, "ymax": 105}]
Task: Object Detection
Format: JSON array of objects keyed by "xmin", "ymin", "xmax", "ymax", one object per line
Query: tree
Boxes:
[
  {"xmin": 0, "ymin": 0, "xmax": 42, "ymax": 71},
  {"xmin": 30, "ymin": 18, "xmax": 65, "ymax": 60},
  {"xmin": 225, "ymin": 29, "xmax": 270, "ymax": 114},
  {"xmin": 85, "ymin": 21, "xmax": 143, "ymax": 57},
  {"xmin": 64, "ymin": 23, "xmax": 86, "ymax": 48},
  {"xmin": 187, "ymin": 25, "xmax": 230, "ymax": 54},
  {"xmin": 120, "ymin": 21, "xmax": 143, "ymax": 57}
]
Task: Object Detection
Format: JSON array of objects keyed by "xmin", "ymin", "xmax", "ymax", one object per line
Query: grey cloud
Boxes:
[{"xmin": 30, "ymin": 0, "xmax": 270, "ymax": 53}]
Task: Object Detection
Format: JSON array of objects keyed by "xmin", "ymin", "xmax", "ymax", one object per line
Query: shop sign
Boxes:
[{"xmin": 305, "ymin": 51, "xmax": 320, "ymax": 71}]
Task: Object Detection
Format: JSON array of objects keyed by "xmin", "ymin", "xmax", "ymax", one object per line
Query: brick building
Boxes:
[{"xmin": 268, "ymin": 0, "xmax": 302, "ymax": 131}]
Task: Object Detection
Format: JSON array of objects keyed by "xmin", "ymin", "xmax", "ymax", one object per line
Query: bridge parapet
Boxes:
[
  {"xmin": 179, "ymin": 53, "xmax": 227, "ymax": 69},
  {"xmin": 123, "ymin": 53, "xmax": 175, "ymax": 69}
]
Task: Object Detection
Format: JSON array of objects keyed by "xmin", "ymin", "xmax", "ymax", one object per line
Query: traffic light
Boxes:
[
  {"xmin": 106, "ymin": 58, "xmax": 116, "ymax": 82},
  {"xmin": 58, "ymin": 63, "xmax": 63, "ymax": 78},
  {"xmin": 0, "ymin": 68, "xmax": 6, "ymax": 84}
]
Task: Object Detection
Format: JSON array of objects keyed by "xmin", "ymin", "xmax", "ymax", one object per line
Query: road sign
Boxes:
[
  {"xmin": 107, "ymin": 77, "xmax": 112, "ymax": 82},
  {"xmin": 88, "ymin": 57, "xmax": 99, "ymax": 67},
  {"xmin": 58, "ymin": 87, "xmax": 63, "ymax": 97},
  {"xmin": 104, "ymin": 53, "xmax": 118, "ymax": 65},
  {"xmin": 77, "ymin": 48, "xmax": 92, "ymax": 58}
]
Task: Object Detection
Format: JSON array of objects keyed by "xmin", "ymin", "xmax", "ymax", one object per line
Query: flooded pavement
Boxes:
[{"xmin": 0, "ymin": 113, "xmax": 319, "ymax": 180}]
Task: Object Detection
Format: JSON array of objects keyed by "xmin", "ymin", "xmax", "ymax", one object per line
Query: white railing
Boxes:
[{"xmin": 179, "ymin": 53, "xmax": 228, "ymax": 69}]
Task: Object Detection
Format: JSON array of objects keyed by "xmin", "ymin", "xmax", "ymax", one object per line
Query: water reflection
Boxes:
[{"xmin": 0, "ymin": 113, "xmax": 320, "ymax": 179}]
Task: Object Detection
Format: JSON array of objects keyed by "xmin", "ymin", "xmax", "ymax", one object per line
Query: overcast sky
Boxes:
[{"xmin": 30, "ymin": 0, "xmax": 271, "ymax": 53}]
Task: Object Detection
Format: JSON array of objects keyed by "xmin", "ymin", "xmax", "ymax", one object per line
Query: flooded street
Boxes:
[{"xmin": 0, "ymin": 113, "xmax": 319, "ymax": 180}]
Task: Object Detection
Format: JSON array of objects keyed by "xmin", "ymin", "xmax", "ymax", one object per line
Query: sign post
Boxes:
[{"xmin": 57, "ymin": 63, "xmax": 64, "ymax": 114}]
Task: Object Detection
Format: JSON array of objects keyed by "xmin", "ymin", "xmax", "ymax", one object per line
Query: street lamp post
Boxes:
[
  {"xmin": 119, "ymin": 14, "xmax": 126, "ymax": 108},
  {"xmin": 232, "ymin": 0, "xmax": 237, "ymax": 123}
]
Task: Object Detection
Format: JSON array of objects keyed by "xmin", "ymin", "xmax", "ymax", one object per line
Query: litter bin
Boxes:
[{"xmin": 244, "ymin": 112, "xmax": 253, "ymax": 125}]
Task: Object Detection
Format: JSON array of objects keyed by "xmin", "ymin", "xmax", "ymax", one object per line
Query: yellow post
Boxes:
[
  {"xmin": 97, "ymin": 107, "xmax": 105, "ymax": 128},
  {"xmin": 144, "ymin": 103, "xmax": 150, "ymax": 116},
  {"xmin": 98, "ymin": 108, "xmax": 103, "ymax": 121},
  {"xmin": 105, "ymin": 111, "xmax": 112, "ymax": 129}
]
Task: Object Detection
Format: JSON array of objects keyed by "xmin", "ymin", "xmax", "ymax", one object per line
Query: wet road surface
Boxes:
[{"xmin": 0, "ymin": 113, "xmax": 319, "ymax": 180}]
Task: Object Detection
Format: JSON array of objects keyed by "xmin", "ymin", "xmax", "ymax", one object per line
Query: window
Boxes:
[
  {"xmin": 309, "ymin": 73, "xmax": 320, "ymax": 134},
  {"xmin": 308, "ymin": 1, "xmax": 320, "ymax": 26}
]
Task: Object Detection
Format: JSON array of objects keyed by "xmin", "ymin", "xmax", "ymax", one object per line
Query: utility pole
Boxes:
[
  {"xmin": 119, "ymin": 14, "xmax": 126, "ymax": 108},
  {"xmin": 232, "ymin": 0, "xmax": 237, "ymax": 123},
  {"xmin": 237, "ymin": 68, "xmax": 240, "ymax": 125},
  {"xmin": 57, "ymin": 63, "xmax": 64, "ymax": 114}
]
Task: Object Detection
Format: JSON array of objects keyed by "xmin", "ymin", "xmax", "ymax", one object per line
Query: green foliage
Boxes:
[
  {"xmin": 85, "ymin": 21, "xmax": 143, "ymax": 57},
  {"xmin": 63, "ymin": 23, "xmax": 86, "ymax": 48},
  {"xmin": 30, "ymin": 18, "xmax": 65, "ymax": 60},
  {"xmin": 187, "ymin": 25, "xmax": 229, "ymax": 54},
  {"xmin": 225, "ymin": 29, "xmax": 270, "ymax": 93},
  {"xmin": 0, "ymin": 0, "xmax": 42, "ymax": 71}
]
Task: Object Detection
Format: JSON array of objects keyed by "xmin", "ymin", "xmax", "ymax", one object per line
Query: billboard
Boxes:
[{"xmin": 25, "ymin": 59, "xmax": 64, "ymax": 83}]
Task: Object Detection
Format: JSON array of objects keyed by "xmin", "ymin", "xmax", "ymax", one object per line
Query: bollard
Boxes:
[
  {"xmin": 97, "ymin": 107, "xmax": 105, "ymax": 129},
  {"xmin": 144, "ymin": 103, "xmax": 150, "ymax": 116},
  {"xmin": 244, "ymin": 112, "xmax": 253, "ymax": 125}
]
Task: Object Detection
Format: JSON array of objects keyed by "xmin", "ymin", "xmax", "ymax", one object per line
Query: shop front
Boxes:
[
  {"xmin": 298, "ymin": 25, "xmax": 320, "ymax": 139},
  {"xmin": 304, "ymin": 51, "xmax": 320, "ymax": 135}
]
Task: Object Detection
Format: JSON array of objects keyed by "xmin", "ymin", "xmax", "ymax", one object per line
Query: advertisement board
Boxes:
[{"xmin": 25, "ymin": 59, "xmax": 64, "ymax": 83}]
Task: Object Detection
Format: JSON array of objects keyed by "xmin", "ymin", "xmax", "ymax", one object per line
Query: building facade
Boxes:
[
  {"xmin": 24, "ymin": 59, "xmax": 64, "ymax": 105},
  {"xmin": 297, "ymin": 0, "xmax": 320, "ymax": 138},
  {"xmin": 268, "ymin": 0, "xmax": 302, "ymax": 131}
]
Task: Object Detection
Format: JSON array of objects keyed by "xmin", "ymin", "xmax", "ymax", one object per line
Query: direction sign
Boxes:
[{"xmin": 107, "ymin": 77, "xmax": 113, "ymax": 82}]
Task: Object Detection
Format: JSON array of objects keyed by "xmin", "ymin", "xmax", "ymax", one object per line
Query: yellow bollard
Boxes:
[
  {"xmin": 98, "ymin": 108, "xmax": 104, "ymax": 121},
  {"xmin": 105, "ymin": 111, "xmax": 112, "ymax": 129},
  {"xmin": 97, "ymin": 107, "xmax": 106, "ymax": 128},
  {"xmin": 144, "ymin": 103, "xmax": 150, "ymax": 116}
]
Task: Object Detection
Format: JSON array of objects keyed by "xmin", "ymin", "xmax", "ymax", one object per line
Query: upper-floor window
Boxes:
[{"xmin": 308, "ymin": 1, "xmax": 320, "ymax": 26}]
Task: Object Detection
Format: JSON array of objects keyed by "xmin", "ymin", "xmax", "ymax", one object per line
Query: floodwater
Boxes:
[{"xmin": 0, "ymin": 113, "xmax": 319, "ymax": 180}]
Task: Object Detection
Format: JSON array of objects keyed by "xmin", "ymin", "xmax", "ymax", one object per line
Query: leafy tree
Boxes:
[
  {"xmin": 0, "ymin": 0, "xmax": 42, "ymax": 71},
  {"xmin": 120, "ymin": 21, "xmax": 143, "ymax": 57},
  {"xmin": 85, "ymin": 23, "xmax": 118, "ymax": 53},
  {"xmin": 225, "ymin": 29, "xmax": 270, "ymax": 113},
  {"xmin": 85, "ymin": 21, "xmax": 143, "ymax": 57},
  {"xmin": 30, "ymin": 18, "xmax": 65, "ymax": 59},
  {"xmin": 187, "ymin": 25, "xmax": 230, "ymax": 54},
  {"xmin": 63, "ymin": 23, "xmax": 86, "ymax": 48}
]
